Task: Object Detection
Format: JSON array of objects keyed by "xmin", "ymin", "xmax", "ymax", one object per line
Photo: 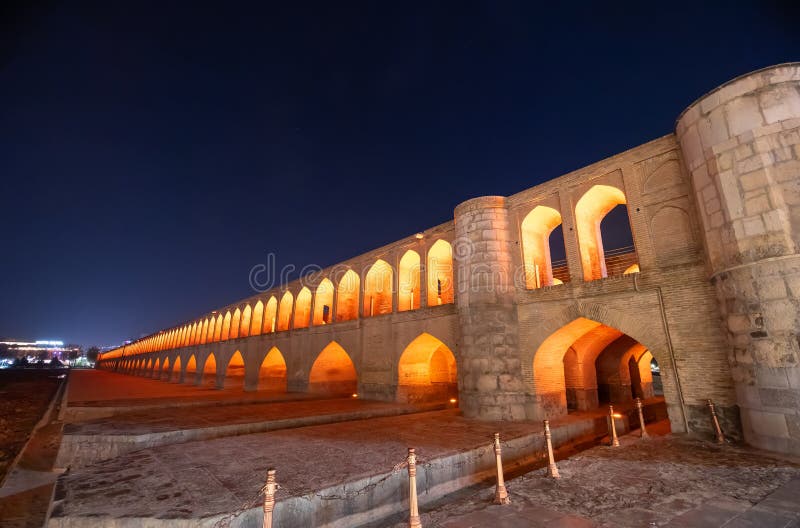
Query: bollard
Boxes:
[
  {"xmin": 263, "ymin": 468, "xmax": 277, "ymax": 528},
  {"xmin": 608, "ymin": 405, "xmax": 620, "ymax": 447},
  {"xmin": 543, "ymin": 420, "xmax": 560, "ymax": 478},
  {"xmin": 492, "ymin": 433, "xmax": 510, "ymax": 504},
  {"xmin": 407, "ymin": 448, "xmax": 422, "ymax": 528},
  {"xmin": 635, "ymin": 398, "xmax": 649, "ymax": 439},
  {"xmin": 707, "ymin": 399, "xmax": 726, "ymax": 444}
]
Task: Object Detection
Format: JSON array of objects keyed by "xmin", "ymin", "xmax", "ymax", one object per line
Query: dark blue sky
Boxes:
[{"xmin": 1, "ymin": 1, "xmax": 797, "ymax": 348}]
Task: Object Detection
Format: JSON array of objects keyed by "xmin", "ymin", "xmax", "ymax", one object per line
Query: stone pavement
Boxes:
[{"xmin": 384, "ymin": 423, "xmax": 800, "ymax": 528}]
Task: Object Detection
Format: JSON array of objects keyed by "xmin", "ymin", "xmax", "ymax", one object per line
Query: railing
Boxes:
[
  {"xmin": 604, "ymin": 246, "xmax": 638, "ymax": 277},
  {"xmin": 551, "ymin": 259, "xmax": 570, "ymax": 284}
]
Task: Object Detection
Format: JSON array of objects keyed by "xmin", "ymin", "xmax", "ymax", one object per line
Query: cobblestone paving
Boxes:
[{"xmin": 388, "ymin": 423, "xmax": 800, "ymax": 527}]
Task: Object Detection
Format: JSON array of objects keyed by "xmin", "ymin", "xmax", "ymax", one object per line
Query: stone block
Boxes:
[
  {"xmin": 726, "ymin": 95, "xmax": 765, "ymax": 137},
  {"xmin": 745, "ymin": 408, "xmax": 789, "ymax": 439},
  {"xmin": 755, "ymin": 366, "xmax": 790, "ymax": 389},
  {"xmin": 758, "ymin": 387, "xmax": 800, "ymax": 410}
]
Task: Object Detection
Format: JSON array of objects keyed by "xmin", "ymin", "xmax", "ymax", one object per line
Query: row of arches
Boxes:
[
  {"xmin": 520, "ymin": 184, "xmax": 640, "ymax": 289},
  {"xmin": 116, "ymin": 333, "xmax": 459, "ymax": 404},
  {"xmin": 108, "ymin": 240, "xmax": 455, "ymax": 359}
]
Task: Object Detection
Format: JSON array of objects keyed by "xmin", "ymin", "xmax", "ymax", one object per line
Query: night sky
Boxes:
[{"xmin": 1, "ymin": 2, "xmax": 797, "ymax": 348}]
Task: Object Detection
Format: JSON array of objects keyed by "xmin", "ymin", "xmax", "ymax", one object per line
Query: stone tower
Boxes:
[{"xmin": 677, "ymin": 63, "xmax": 800, "ymax": 454}]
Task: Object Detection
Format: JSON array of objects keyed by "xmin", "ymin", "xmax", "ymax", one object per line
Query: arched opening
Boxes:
[
  {"xmin": 263, "ymin": 296, "xmax": 278, "ymax": 333},
  {"xmin": 575, "ymin": 185, "xmax": 638, "ymax": 281},
  {"xmin": 240, "ymin": 305, "xmax": 252, "ymax": 338},
  {"xmin": 162, "ymin": 357, "xmax": 170, "ymax": 379},
  {"xmin": 200, "ymin": 319, "xmax": 209, "ymax": 344},
  {"xmin": 398, "ymin": 250, "xmax": 421, "ymax": 311},
  {"xmin": 309, "ymin": 341, "xmax": 357, "ymax": 395},
  {"xmin": 171, "ymin": 356, "xmax": 181, "ymax": 382},
  {"xmin": 185, "ymin": 354, "xmax": 197, "ymax": 383},
  {"xmin": 521, "ymin": 205, "xmax": 568, "ymax": 288},
  {"xmin": 336, "ymin": 270, "xmax": 359, "ymax": 322},
  {"xmin": 230, "ymin": 308, "xmax": 242, "ymax": 339},
  {"xmin": 221, "ymin": 311, "xmax": 232, "ymax": 340},
  {"xmin": 258, "ymin": 347, "xmax": 288, "ymax": 392},
  {"xmin": 214, "ymin": 314, "xmax": 223, "ymax": 341},
  {"xmin": 153, "ymin": 358, "xmax": 161, "ymax": 377},
  {"xmin": 277, "ymin": 291, "xmax": 293, "ymax": 331},
  {"xmin": 225, "ymin": 351, "xmax": 245, "ymax": 389},
  {"xmin": 427, "ymin": 240, "xmax": 454, "ymax": 305},
  {"xmin": 313, "ymin": 279, "xmax": 334, "ymax": 325},
  {"xmin": 206, "ymin": 317, "xmax": 215, "ymax": 343},
  {"xmin": 294, "ymin": 287, "xmax": 312, "ymax": 329},
  {"xmin": 363, "ymin": 259, "xmax": 393, "ymax": 317},
  {"xmin": 200, "ymin": 353, "xmax": 217, "ymax": 387},
  {"xmin": 641, "ymin": 351, "xmax": 662, "ymax": 398},
  {"xmin": 397, "ymin": 333, "xmax": 458, "ymax": 404},
  {"xmin": 189, "ymin": 323, "xmax": 198, "ymax": 345},
  {"xmin": 531, "ymin": 317, "xmax": 667, "ymax": 423},
  {"xmin": 146, "ymin": 359, "xmax": 153, "ymax": 375},
  {"xmin": 251, "ymin": 300, "xmax": 264, "ymax": 336}
]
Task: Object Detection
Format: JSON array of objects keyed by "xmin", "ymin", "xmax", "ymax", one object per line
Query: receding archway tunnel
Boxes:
[
  {"xmin": 308, "ymin": 342, "xmax": 357, "ymax": 396},
  {"xmin": 397, "ymin": 333, "xmax": 458, "ymax": 404}
]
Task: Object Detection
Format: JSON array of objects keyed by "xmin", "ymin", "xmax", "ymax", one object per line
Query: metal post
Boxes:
[
  {"xmin": 492, "ymin": 433, "xmax": 510, "ymax": 504},
  {"xmin": 263, "ymin": 468, "xmax": 277, "ymax": 528},
  {"xmin": 707, "ymin": 399, "xmax": 726, "ymax": 444},
  {"xmin": 635, "ymin": 397, "xmax": 649, "ymax": 439},
  {"xmin": 407, "ymin": 448, "xmax": 421, "ymax": 528},
  {"xmin": 608, "ymin": 405, "xmax": 620, "ymax": 447},
  {"xmin": 544, "ymin": 420, "xmax": 560, "ymax": 478}
]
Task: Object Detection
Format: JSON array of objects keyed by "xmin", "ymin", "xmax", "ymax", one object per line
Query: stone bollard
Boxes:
[
  {"xmin": 543, "ymin": 420, "xmax": 560, "ymax": 478},
  {"xmin": 492, "ymin": 433, "xmax": 510, "ymax": 504},
  {"xmin": 635, "ymin": 398, "xmax": 649, "ymax": 439},
  {"xmin": 608, "ymin": 405, "xmax": 620, "ymax": 447},
  {"xmin": 263, "ymin": 468, "xmax": 277, "ymax": 528},
  {"xmin": 407, "ymin": 448, "xmax": 422, "ymax": 528},
  {"xmin": 707, "ymin": 399, "xmax": 726, "ymax": 444}
]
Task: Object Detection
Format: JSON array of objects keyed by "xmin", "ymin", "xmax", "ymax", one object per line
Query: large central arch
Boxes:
[
  {"xmin": 397, "ymin": 333, "xmax": 457, "ymax": 403},
  {"xmin": 308, "ymin": 341, "xmax": 357, "ymax": 395}
]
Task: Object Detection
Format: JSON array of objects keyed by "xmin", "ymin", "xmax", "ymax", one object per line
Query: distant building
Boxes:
[{"xmin": 0, "ymin": 340, "xmax": 80, "ymax": 361}]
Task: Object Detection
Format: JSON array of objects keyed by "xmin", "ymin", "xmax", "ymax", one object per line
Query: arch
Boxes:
[
  {"xmin": 153, "ymin": 357, "xmax": 161, "ymax": 377},
  {"xmin": 263, "ymin": 296, "xmax": 278, "ymax": 333},
  {"xmin": 258, "ymin": 347, "xmax": 287, "ymax": 391},
  {"xmin": 199, "ymin": 319, "xmax": 209, "ymax": 344},
  {"xmin": 521, "ymin": 205, "xmax": 565, "ymax": 288},
  {"xmin": 230, "ymin": 308, "xmax": 242, "ymax": 339},
  {"xmin": 398, "ymin": 250, "xmax": 421, "ymax": 311},
  {"xmin": 185, "ymin": 354, "xmax": 197, "ymax": 383},
  {"xmin": 294, "ymin": 287, "xmax": 312, "ymax": 329},
  {"xmin": 213, "ymin": 314, "xmax": 223, "ymax": 341},
  {"xmin": 638, "ymin": 350, "xmax": 658, "ymax": 398},
  {"xmin": 224, "ymin": 351, "xmax": 245, "ymax": 389},
  {"xmin": 251, "ymin": 300, "xmax": 264, "ymax": 336},
  {"xmin": 199, "ymin": 352, "xmax": 217, "ymax": 387},
  {"xmin": 336, "ymin": 270, "xmax": 360, "ymax": 322},
  {"xmin": 207, "ymin": 317, "xmax": 216, "ymax": 343},
  {"xmin": 363, "ymin": 259, "xmax": 393, "ymax": 317},
  {"xmin": 309, "ymin": 341, "xmax": 357, "ymax": 395},
  {"xmin": 427, "ymin": 240, "xmax": 454, "ymax": 305},
  {"xmin": 170, "ymin": 355, "xmax": 181, "ymax": 381},
  {"xmin": 277, "ymin": 291, "xmax": 293, "ymax": 331},
  {"xmin": 221, "ymin": 311, "xmax": 232, "ymax": 340},
  {"xmin": 313, "ymin": 279, "xmax": 334, "ymax": 325},
  {"xmin": 189, "ymin": 323, "xmax": 198, "ymax": 345},
  {"xmin": 240, "ymin": 305, "xmax": 252, "ymax": 338},
  {"xmin": 397, "ymin": 333, "xmax": 458, "ymax": 403},
  {"xmin": 575, "ymin": 184, "xmax": 635, "ymax": 281},
  {"xmin": 161, "ymin": 356, "xmax": 171, "ymax": 380}
]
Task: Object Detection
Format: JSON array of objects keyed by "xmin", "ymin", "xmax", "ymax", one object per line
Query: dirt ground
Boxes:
[{"xmin": 0, "ymin": 369, "xmax": 63, "ymax": 484}]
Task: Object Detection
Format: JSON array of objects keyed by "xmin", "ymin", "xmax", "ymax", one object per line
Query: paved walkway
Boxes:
[{"xmin": 384, "ymin": 424, "xmax": 800, "ymax": 528}]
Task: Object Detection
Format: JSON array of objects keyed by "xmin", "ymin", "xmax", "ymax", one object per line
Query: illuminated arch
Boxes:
[
  {"xmin": 427, "ymin": 240, "xmax": 454, "ymax": 305},
  {"xmin": 398, "ymin": 250, "xmax": 420, "ymax": 311},
  {"xmin": 200, "ymin": 352, "xmax": 217, "ymax": 386},
  {"xmin": 185, "ymin": 354, "xmax": 197, "ymax": 383},
  {"xmin": 397, "ymin": 333, "xmax": 457, "ymax": 403},
  {"xmin": 240, "ymin": 305, "xmax": 252, "ymax": 338},
  {"xmin": 363, "ymin": 259, "xmax": 393, "ymax": 317},
  {"xmin": 230, "ymin": 308, "xmax": 241, "ymax": 339},
  {"xmin": 294, "ymin": 287, "xmax": 312, "ymax": 329},
  {"xmin": 171, "ymin": 355, "xmax": 181, "ymax": 381},
  {"xmin": 575, "ymin": 184, "xmax": 637, "ymax": 281},
  {"xmin": 161, "ymin": 356, "xmax": 170, "ymax": 379},
  {"xmin": 221, "ymin": 311, "xmax": 232, "ymax": 340},
  {"xmin": 313, "ymin": 279, "xmax": 334, "ymax": 325},
  {"xmin": 207, "ymin": 317, "xmax": 216, "ymax": 343},
  {"xmin": 224, "ymin": 351, "xmax": 245, "ymax": 389},
  {"xmin": 277, "ymin": 291, "xmax": 293, "ymax": 331},
  {"xmin": 200, "ymin": 318, "xmax": 210, "ymax": 344},
  {"xmin": 521, "ymin": 205, "xmax": 564, "ymax": 288},
  {"xmin": 263, "ymin": 296, "xmax": 278, "ymax": 333},
  {"xmin": 309, "ymin": 341, "xmax": 357, "ymax": 395},
  {"xmin": 214, "ymin": 314, "xmax": 223, "ymax": 341},
  {"xmin": 251, "ymin": 300, "xmax": 264, "ymax": 336},
  {"xmin": 189, "ymin": 323, "xmax": 198, "ymax": 345},
  {"xmin": 336, "ymin": 270, "xmax": 359, "ymax": 322},
  {"xmin": 258, "ymin": 347, "xmax": 287, "ymax": 391}
]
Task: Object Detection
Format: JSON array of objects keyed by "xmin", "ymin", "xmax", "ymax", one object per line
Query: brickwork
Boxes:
[{"xmin": 98, "ymin": 64, "xmax": 800, "ymax": 455}]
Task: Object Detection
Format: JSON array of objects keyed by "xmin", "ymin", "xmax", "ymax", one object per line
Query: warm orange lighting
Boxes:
[
  {"xmin": 397, "ymin": 333, "xmax": 457, "ymax": 404},
  {"xmin": 612, "ymin": 413, "xmax": 623, "ymax": 418},
  {"xmin": 449, "ymin": 398, "xmax": 457, "ymax": 403},
  {"xmin": 309, "ymin": 341, "xmax": 357, "ymax": 395},
  {"xmin": 427, "ymin": 239, "xmax": 454, "ymax": 305},
  {"xmin": 415, "ymin": 233, "xmax": 424, "ymax": 239},
  {"xmin": 363, "ymin": 259, "xmax": 393, "ymax": 317},
  {"xmin": 352, "ymin": 393, "xmax": 358, "ymax": 398},
  {"xmin": 294, "ymin": 287, "xmax": 312, "ymax": 329},
  {"xmin": 521, "ymin": 205, "xmax": 563, "ymax": 289},
  {"xmin": 575, "ymin": 184, "xmax": 628, "ymax": 281},
  {"xmin": 336, "ymin": 270, "xmax": 360, "ymax": 322},
  {"xmin": 398, "ymin": 250, "xmax": 421, "ymax": 312}
]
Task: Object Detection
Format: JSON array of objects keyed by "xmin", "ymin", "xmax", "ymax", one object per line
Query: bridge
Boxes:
[{"xmin": 98, "ymin": 63, "xmax": 800, "ymax": 456}]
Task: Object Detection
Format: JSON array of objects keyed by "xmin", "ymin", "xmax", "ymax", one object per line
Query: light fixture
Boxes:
[{"xmin": 415, "ymin": 233, "xmax": 424, "ymax": 239}]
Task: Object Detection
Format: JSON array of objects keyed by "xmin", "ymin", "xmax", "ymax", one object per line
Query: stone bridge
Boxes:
[{"xmin": 99, "ymin": 64, "xmax": 800, "ymax": 456}]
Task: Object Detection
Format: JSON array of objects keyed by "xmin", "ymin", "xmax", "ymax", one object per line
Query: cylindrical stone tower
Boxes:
[
  {"xmin": 677, "ymin": 63, "xmax": 800, "ymax": 455},
  {"xmin": 454, "ymin": 196, "xmax": 527, "ymax": 420}
]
